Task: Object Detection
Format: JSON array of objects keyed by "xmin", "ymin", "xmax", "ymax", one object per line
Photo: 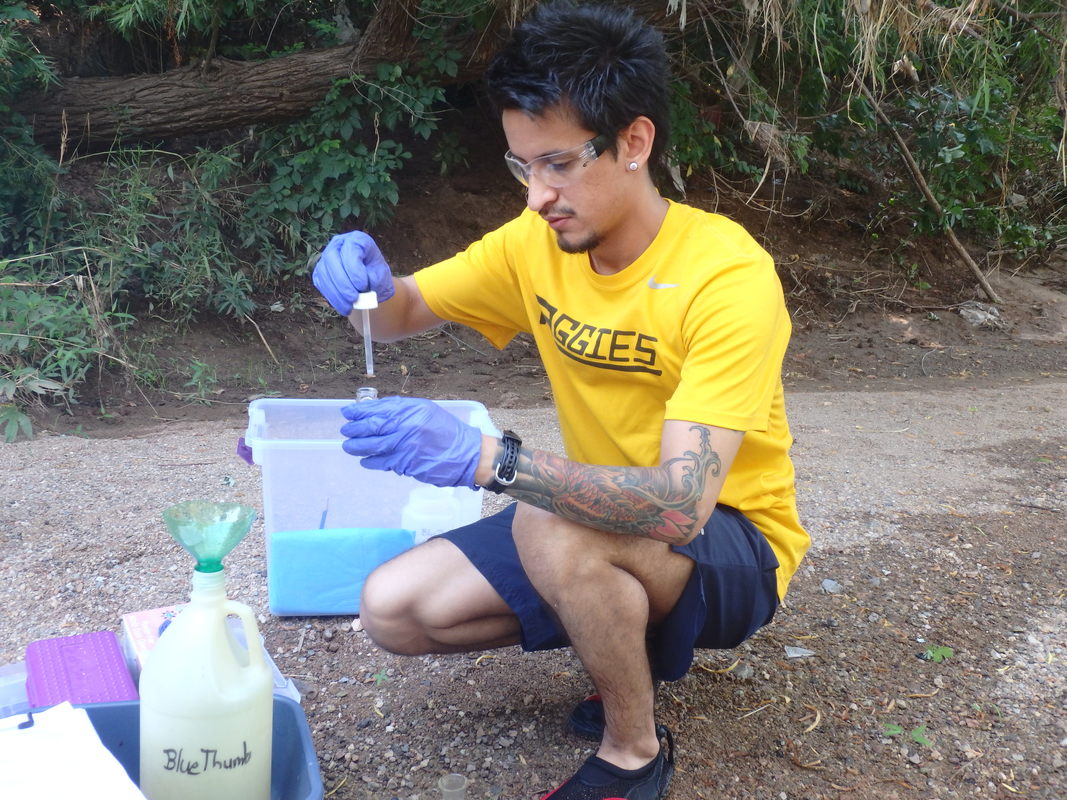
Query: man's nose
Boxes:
[{"xmin": 525, "ymin": 172, "xmax": 559, "ymax": 212}]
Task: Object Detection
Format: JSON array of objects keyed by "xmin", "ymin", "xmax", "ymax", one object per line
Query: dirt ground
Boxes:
[{"xmin": 5, "ymin": 167, "xmax": 1067, "ymax": 799}]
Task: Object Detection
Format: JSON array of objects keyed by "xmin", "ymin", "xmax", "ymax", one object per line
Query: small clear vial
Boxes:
[
  {"xmin": 438, "ymin": 773, "xmax": 468, "ymax": 799},
  {"xmin": 355, "ymin": 386, "xmax": 378, "ymax": 402}
]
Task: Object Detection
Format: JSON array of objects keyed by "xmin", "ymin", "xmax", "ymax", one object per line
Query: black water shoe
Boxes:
[{"xmin": 541, "ymin": 725, "xmax": 675, "ymax": 800}]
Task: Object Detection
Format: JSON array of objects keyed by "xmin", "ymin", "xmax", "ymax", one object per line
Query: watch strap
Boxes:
[{"xmin": 483, "ymin": 430, "xmax": 522, "ymax": 494}]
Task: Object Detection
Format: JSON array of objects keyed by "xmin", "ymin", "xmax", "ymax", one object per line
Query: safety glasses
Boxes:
[{"xmin": 503, "ymin": 134, "xmax": 613, "ymax": 189}]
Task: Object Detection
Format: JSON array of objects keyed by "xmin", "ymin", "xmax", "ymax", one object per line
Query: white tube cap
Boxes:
[{"xmin": 352, "ymin": 291, "xmax": 378, "ymax": 311}]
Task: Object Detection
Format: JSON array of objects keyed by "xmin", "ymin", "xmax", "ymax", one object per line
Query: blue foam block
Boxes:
[{"xmin": 268, "ymin": 528, "xmax": 414, "ymax": 616}]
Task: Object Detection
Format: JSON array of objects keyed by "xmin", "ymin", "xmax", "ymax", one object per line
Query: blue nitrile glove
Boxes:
[
  {"xmin": 313, "ymin": 231, "xmax": 396, "ymax": 316},
  {"xmin": 339, "ymin": 396, "xmax": 483, "ymax": 489}
]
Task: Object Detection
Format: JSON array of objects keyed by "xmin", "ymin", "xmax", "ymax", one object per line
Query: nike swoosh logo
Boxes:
[{"xmin": 648, "ymin": 277, "xmax": 679, "ymax": 289}]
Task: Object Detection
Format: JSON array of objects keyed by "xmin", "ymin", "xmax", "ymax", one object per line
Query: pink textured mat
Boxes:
[{"xmin": 25, "ymin": 631, "xmax": 138, "ymax": 707}]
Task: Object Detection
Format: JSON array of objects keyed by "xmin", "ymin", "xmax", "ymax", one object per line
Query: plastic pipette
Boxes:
[{"xmin": 352, "ymin": 291, "xmax": 378, "ymax": 377}]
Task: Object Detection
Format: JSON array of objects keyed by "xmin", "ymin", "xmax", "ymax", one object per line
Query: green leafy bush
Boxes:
[
  {"xmin": 896, "ymin": 87, "xmax": 1061, "ymax": 253},
  {"xmin": 0, "ymin": 126, "xmax": 64, "ymax": 257},
  {"xmin": 0, "ymin": 261, "xmax": 132, "ymax": 440},
  {"xmin": 1, "ymin": 1, "xmax": 62, "ymax": 257},
  {"xmin": 667, "ymin": 0, "xmax": 1064, "ymax": 258},
  {"xmin": 55, "ymin": 148, "xmax": 258, "ymax": 323},
  {"xmin": 248, "ymin": 60, "xmax": 450, "ymax": 254},
  {"xmin": 0, "ymin": 2, "xmax": 53, "ymax": 94}
]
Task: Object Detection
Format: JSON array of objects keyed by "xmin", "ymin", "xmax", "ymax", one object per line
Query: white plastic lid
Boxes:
[{"xmin": 352, "ymin": 291, "xmax": 378, "ymax": 311}]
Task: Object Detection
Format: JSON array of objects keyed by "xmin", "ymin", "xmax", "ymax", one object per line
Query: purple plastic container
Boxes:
[{"xmin": 25, "ymin": 631, "xmax": 138, "ymax": 707}]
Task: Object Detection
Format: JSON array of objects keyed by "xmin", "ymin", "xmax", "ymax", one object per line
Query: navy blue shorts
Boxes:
[{"xmin": 438, "ymin": 503, "xmax": 779, "ymax": 681}]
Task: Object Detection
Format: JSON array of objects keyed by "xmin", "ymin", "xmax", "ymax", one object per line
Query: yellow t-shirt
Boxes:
[{"xmin": 414, "ymin": 201, "xmax": 809, "ymax": 598}]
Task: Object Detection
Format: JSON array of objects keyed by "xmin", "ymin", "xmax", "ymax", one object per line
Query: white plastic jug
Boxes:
[
  {"xmin": 401, "ymin": 485, "xmax": 461, "ymax": 545},
  {"xmin": 139, "ymin": 568, "xmax": 273, "ymax": 800}
]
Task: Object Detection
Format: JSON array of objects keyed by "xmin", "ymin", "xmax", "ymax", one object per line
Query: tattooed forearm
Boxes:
[{"xmin": 505, "ymin": 425, "xmax": 723, "ymax": 544}]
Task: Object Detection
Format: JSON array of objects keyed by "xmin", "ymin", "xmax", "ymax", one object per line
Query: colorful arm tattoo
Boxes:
[{"xmin": 505, "ymin": 425, "xmax": 723, "ymax": 544}]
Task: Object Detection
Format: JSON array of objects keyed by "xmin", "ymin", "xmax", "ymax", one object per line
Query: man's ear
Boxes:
[{"xmin": 618, "ymin": 116, "xmax": 655, "ymax": 168}]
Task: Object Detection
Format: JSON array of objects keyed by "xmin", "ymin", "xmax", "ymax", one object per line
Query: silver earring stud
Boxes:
[{"xmin": 628, "ymin": 162, "xmax": 639, "ymax": 171}]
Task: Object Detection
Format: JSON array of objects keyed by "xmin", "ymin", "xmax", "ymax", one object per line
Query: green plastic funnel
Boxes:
[{"xmin": 162, "ymin": 500, "xmax": 257, "ymax": 573}]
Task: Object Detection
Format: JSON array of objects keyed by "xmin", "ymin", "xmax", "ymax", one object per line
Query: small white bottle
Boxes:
[{"xmin": 401, "ymin": 486, "xmax": 460, "ymax": 545}]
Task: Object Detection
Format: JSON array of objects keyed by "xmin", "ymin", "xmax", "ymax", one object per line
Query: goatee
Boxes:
[{"xmin": 557, "ymin": 231, "xmax": 602, "ymax": 254}]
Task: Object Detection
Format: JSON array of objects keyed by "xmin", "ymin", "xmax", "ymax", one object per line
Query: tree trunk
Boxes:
[
  {"xmin": 13, "ymin": 0, "xmax": 454, "ymax": 150},
  {"xmin": 16, "ymin": 45, "xmax": 367, "ymax": 148},
  {"xmin": 13, "ymin": 0, "xmax": 681, "ymax": 151}
]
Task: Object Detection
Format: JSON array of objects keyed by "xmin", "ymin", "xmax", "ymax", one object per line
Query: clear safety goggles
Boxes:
[{"xmin": 503, "ymin": 134, "xmax": 612, "ymax": 189}]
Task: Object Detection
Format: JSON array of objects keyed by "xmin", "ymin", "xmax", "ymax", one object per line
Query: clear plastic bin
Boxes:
[
  {"xmin": 244, "ymin": 398, "xmax": 497, "ymax": 535},
  {"xmin": 0, "ymin": 660, "xmax": 28, "ymax": 719},
  {"xmin": 244, "ymin": 398, "xmax": 499, "ymax": 615}
]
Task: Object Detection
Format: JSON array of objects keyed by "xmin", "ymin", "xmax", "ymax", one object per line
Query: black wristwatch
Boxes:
[{"xmin": 483, "ymin": 430, "xmax": 522, "ymax": 494}]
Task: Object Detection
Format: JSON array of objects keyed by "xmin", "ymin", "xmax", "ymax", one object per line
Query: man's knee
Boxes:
[
  {"xmin": 359, "ymin": 560, "xmax": 428, "ymax": 656},
  {"xmin": 360, "ymin": 538, "xmax": 516, "ymax": 656}
]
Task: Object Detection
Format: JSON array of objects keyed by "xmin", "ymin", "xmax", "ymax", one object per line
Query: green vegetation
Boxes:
[
  {"xmin": 1, "ymin": 0, "xmax": 1064, "ymax": 439},
  {"xmin": 884, "ymin": 721, "xmax": 932, "ymax": 746},
  {"xmin": 920, "ymin": 645, "xmax": 955, "ymax": 664}
]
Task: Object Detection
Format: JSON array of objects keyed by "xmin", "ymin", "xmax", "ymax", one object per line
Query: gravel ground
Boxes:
[{"xmin": 1, "ymin": 380, "xmax": 1065, "ymax": 799}]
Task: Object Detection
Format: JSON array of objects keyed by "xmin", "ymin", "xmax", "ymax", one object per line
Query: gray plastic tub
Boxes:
[{"xmin": 83, "ymin": 696, "xmax": 323, "ymax": 800}]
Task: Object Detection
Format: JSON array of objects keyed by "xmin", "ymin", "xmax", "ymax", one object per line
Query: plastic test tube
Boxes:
[{"xmin": 352, "ymin": 291, "xmax": 378, "ymax": 377}]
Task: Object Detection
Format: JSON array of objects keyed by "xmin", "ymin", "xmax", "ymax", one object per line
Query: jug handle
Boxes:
[{"xmin": 226, "ymin": 600, "xmax": 269, "ymax": 671}]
